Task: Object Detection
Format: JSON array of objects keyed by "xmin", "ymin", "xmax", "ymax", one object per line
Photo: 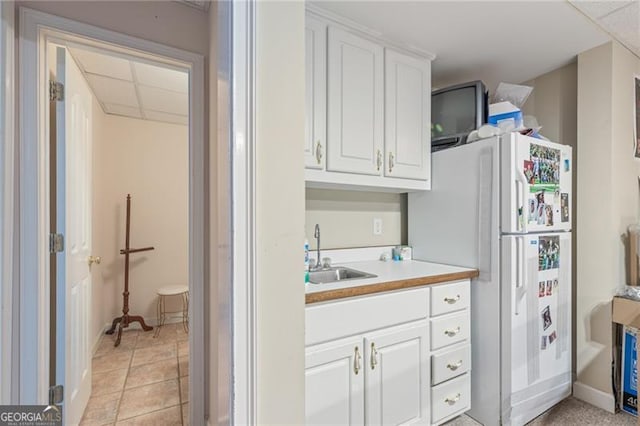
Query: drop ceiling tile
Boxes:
[
  {"xmin": 69, "ymin": 47, "xmax": 133, "ymax": 81},
  {"xmin": 598, "ymin": 2, "xmax": 640, "ymax": 45},
  {"xmin": 138, "ymin": 85, "xmax": 188, "ymax": 115},
  {"xmin": 103, "ymin": 103, "xmax": 142, "ymax": 118},
  {"xmin": 134, "ymin": 62, "xmax": 188, "ymax": 93},
  {"xmin": 570, "ymin": 1, "xmax": 634, "ymax": 19},
  {"xmin": 144, "ymin": 110, "xmax": 189, "ymax": 126},
  {"xmin": 86, "ymin": 74, "xmax": 139, "ymax": 107}
]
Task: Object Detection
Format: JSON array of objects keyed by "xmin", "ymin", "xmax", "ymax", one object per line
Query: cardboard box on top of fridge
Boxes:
[
  {"xmin": 488, "ymin": 102, "xmax": 523, "ymax": 131},
  {"xmin": 488, "ymin": 82, "xmax": 533, "ymax": 132}
]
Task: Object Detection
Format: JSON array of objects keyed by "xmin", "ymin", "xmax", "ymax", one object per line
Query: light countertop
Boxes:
[{"xmin": 305, "ymin": 259, "xmax": 478, "ymax": 304}]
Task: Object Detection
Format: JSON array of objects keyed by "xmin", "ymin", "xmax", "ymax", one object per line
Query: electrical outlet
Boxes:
[{"xmin": 373, "ymin": 218, "xmax": 383, "ymax": 235}]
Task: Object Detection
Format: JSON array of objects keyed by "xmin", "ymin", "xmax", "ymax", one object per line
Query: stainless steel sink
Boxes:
[{"xmin": 309, "ymin": 266, "xmax": 377, "ymax": 284}]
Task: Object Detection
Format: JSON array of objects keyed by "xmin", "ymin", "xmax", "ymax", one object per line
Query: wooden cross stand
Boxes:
[{"xmin": 106, "ymin": 194, "xmax": 155, "ymax": 346}]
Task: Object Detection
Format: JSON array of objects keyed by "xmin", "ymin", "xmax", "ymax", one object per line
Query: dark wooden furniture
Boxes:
[{"xmin": 106, "ymin": 194, "xmax": 154, "ymax": 346}]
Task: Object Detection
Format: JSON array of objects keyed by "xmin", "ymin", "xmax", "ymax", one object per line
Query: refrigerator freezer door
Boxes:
[
  {"xmin": 502, "ymin": 232, "xmax": 572, "ymax": 425},
  {"xmin": 501, "ymin": 133, "xmax": 572, "ymax": 234}
]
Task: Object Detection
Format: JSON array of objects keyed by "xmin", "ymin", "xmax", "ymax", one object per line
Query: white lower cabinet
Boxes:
[
  {"xmin": 305, "ymin": 320, "xmax": 429, "ymax": 426},
  {"xmin": 305, "ymin": 336, "xmax": 365, "ymax": 426},
  {"xmin": 305, "ymin": 280, "xmax": 471, "ymax": 425},
  {"xmin": 365, "ymin": 321, "xmax": 429, "ymax": 425}
]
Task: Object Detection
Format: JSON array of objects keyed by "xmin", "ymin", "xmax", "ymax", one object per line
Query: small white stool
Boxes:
[{"xmin": 155, "ymin": 285, "xmax": 189, "ymax": 337}]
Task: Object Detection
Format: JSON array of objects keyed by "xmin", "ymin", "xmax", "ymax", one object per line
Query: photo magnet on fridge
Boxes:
[
  {"xmin": 542, "ymin": 305, "xmax": 552, "ymax": 330},
  {"xmin": 539, "ymin": 236, "xmax": 560, "ymax": 270},
  {"xmin": 530, "ymin": 144, "xmax": 561, "ymax": 193},
  {"xmin": 529, "ymin": 199, "xmax": 538, "ymax": 223},
  {"xmin": 545, "ymin": 205, "xmax": 554, "ymax": 226},
  {"xmin": 524, "ymin": 160, "xmax": 534, "ymax": 184},
  {"xmin": 561, "ymin": 193, "xmax": 569, "ymax": 223},
  {"xmin": 553, "ymin": 278, "xmax": 558, "ymax": 289},
  {"xmin": 549, "ymin": 330, "xmax": 557, "ymax": 344},
  {"xmin": 539, "ymin": 281, "xmax": 545, "ymax": 298},
  {"xmin": 546, "ymin": 280, "xmax": 553, "ymax": 296},
  {"xmin": 541, "ymin": 335, "xmax": 548, "ymax": 350}
]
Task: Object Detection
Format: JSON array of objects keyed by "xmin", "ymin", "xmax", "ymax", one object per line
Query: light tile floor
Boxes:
[
  {"xmin": 444, "ymin": 396, "xmax": 636, "ymax": 425},
  {"xmin": 80, "ymin": 323, "xmax": 189, "ymax": 426}
]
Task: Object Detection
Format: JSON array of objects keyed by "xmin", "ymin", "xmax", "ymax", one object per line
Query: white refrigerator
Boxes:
[{"xmin": 409, "ymin": 133, "xmax": 572, "ymax": 426}]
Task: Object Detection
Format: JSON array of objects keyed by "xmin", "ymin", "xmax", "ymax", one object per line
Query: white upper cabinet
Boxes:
[
  {"xmin": 305, "ymin": 15, "xmax": 326, "ymax": 170},
  {"xmin": 327, "ymin": 26, "xmax": 384, "ymax": 176},
  {"xmin": 304, "ymin": 9, "xmax": 434, "ymax": 192},
  {"xmin": 385, "ymin": 50, "xmax": 431, "ymax": 181}
]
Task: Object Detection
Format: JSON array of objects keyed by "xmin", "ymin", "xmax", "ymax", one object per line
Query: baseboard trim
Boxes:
[{"xmin": 573, "ymin": 381, "xmax": 616, "ymax": 413}]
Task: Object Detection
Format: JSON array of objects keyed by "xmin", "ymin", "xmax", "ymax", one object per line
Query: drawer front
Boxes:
[
  {"xmin": 431, "ymin": 344, "xmax": 470, "ymax": 386},
  {"xmin": 431, "ymin": 280, "xmax": 470, "ymax": 317},
  {"xmin": 306, "ymin": 288, "xmax": 429, "ymax": 346},
  {"xmin": 431, "ymin": 374, "xmax": 471, "ymax": 424},
  {"xmin": 430, "ymin": 311, "xmax": 469, "ymax": 351}
]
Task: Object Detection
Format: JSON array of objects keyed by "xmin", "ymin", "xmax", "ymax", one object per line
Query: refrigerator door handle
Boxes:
[
  {"xmin": 515, "ymin": 236, "xmax": 526, "ymax": 316},
  {"xmin": 516, "ymin": 168, "xmax": 529, "ymax": 234}
]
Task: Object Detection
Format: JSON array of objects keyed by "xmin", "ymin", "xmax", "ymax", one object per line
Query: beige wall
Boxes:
[
  {"xmin": 522, "ymin": 62, "xmax": 578, "ymax": 149},
  {"xmin": 256, "ymin": 1, "xmax": 306, "ymax": 424},
  {"xmin": 576, "ymin": 41, "xmax": 640, "ymax": 399},
  {"xmin": 306, "ymin": 189, "xmax": 406, "ymax": 250},
  {"xmin": 91, "ymin": 108, "xmax": 189, "ymax": 345}
]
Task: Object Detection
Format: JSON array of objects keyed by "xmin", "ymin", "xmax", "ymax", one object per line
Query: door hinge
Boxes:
[
  {"xmin": 49, "ymin": 80, "xmax": 64, "ymax": 102},
  {"xmin": 49, "ymin": 384, "xmax": 63, "ymax": 405},
  {"xmin": 49, "ymin": 233, "xmax": 64, "ymax": 253}
]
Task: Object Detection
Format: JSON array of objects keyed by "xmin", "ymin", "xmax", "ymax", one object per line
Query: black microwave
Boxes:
[{"xmin": 431, "ymin": 80, "xmax": 488, "ymax": 152}]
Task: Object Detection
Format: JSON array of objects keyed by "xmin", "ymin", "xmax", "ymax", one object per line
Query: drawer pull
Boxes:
[
  {"xmin": 354, "ymin": 346, "xmax": 361, "ymax": 375},
  {"xmin": 447, "ymin": 360, "xmax": 463, "ymax": 371},
  {"xmin": 370, "ymin": 342, "xmax": 378, "ymax": 370},
  {"xmin": 444, "ymin": 295, "xmax": 461, "ymax": 304},
  {"xmin": 444, "ymin": 327, "xmax": 460, "ymax": 337},
  {"xmin": 445, "ymin": 393, "xmax": 461, "ymax": 405}
]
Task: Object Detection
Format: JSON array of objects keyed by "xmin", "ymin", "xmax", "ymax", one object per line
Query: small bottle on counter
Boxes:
[{"xmin": 304, "ymin": 238, "xmax": 310, "ymax": 284}]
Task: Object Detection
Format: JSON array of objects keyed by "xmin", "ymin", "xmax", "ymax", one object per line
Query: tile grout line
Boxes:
[{"xmin": 114, "ymin": 332, "xmax": 139, "ymax": 424}]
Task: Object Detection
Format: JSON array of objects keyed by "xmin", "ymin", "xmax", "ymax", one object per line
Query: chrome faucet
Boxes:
[{"xmin": 313, "ymin": 224, "xmax": 321, "ymax": 271}]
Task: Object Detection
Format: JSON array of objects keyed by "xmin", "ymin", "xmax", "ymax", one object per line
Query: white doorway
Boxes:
[
  {"xmin": 48, "ymin": 39, "xmax": 192, "ymax": 424},
  {"xmin": 18, "ymin": 8, "xmax": 206, "ymax": 425}
]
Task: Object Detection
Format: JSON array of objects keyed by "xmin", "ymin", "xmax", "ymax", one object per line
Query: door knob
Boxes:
[{"xmin": 88, "ymin": 256, "xmax": 102, "ymax": 266}]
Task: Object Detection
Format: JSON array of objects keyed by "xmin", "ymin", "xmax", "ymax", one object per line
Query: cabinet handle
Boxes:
[
  {"xmin": 444, "ymin": 295, "xmax": 461, "ymax": 304},
  {"xmin": 315, "ymin": 140, "xmax": 323, "ymax": 164},
  {"xmin": 376, "ymin": 149, "xmax": 382, "ymax": 171},
  {"xmin": 446, "ymin": 360, "xmax": 463, "ymax": 371},
  {"xmin": 445, "ymin": 393, "xmax": 461, "ymax": 405},
  {"xmin": 370, "ymin": 342, "xmax": 378, "ymax": 370},
  {"xmin": 354, "ymin": 346, "xmax": 361, "ymax": 375},
  {"xmin": 444, "ymin": 327, "xmax": 461, "ymax": 337},
  {"xmin": 388, "ymin": 152, "xmax": 395, "ymax": 173}
]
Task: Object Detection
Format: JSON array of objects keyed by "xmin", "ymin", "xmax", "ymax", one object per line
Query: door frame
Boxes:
[
  {"xmin": 17, "ymin": 6, "xmax": 207, "ymax": 420},
  {"xmin": 0, "ymin": 0, "xmax": 15, "ymax": 405}
]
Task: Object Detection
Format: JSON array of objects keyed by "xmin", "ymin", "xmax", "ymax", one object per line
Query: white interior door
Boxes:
[{"xmin": 54, "ymin": 46, "xmax": 93, "ymax": 425}]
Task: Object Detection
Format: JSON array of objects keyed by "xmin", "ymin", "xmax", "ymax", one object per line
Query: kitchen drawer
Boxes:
[
  {"xmin": 431, "ymin": 280, "xmax": 469, "ymax": 317},
  {"xmin": 431, "ymin": 344, "xmax": 470, "ymax": 386},
  {"xmin": 431, "ymin": 374, "xmax": 471, "ymax": 424},
  {"xmin": 430, "ymin": 310, "xmax": 469, "ymax": 351},
  {"xmin": 306, "ymin": 288, "xmax": 429, "ymax": 346}
]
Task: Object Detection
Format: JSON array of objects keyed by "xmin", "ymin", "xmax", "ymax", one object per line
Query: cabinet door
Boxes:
[
  {"xmin": 365, "ymin": 320, "xmax": 429, "ymax": 425},
  {"xmin": 305, "ymin": 15, "xmax": 326, "ymax": 170},
  {"xmin": 327, "ymin": 26, "xmax": 384, "ymax": 175},
  {"xmin": 384, "ymin": 50, "xmax": 431, "ymax": 180},
  {"xmin": 306, "ymin": 336, "xmax": 365, "ymax": 426}
]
